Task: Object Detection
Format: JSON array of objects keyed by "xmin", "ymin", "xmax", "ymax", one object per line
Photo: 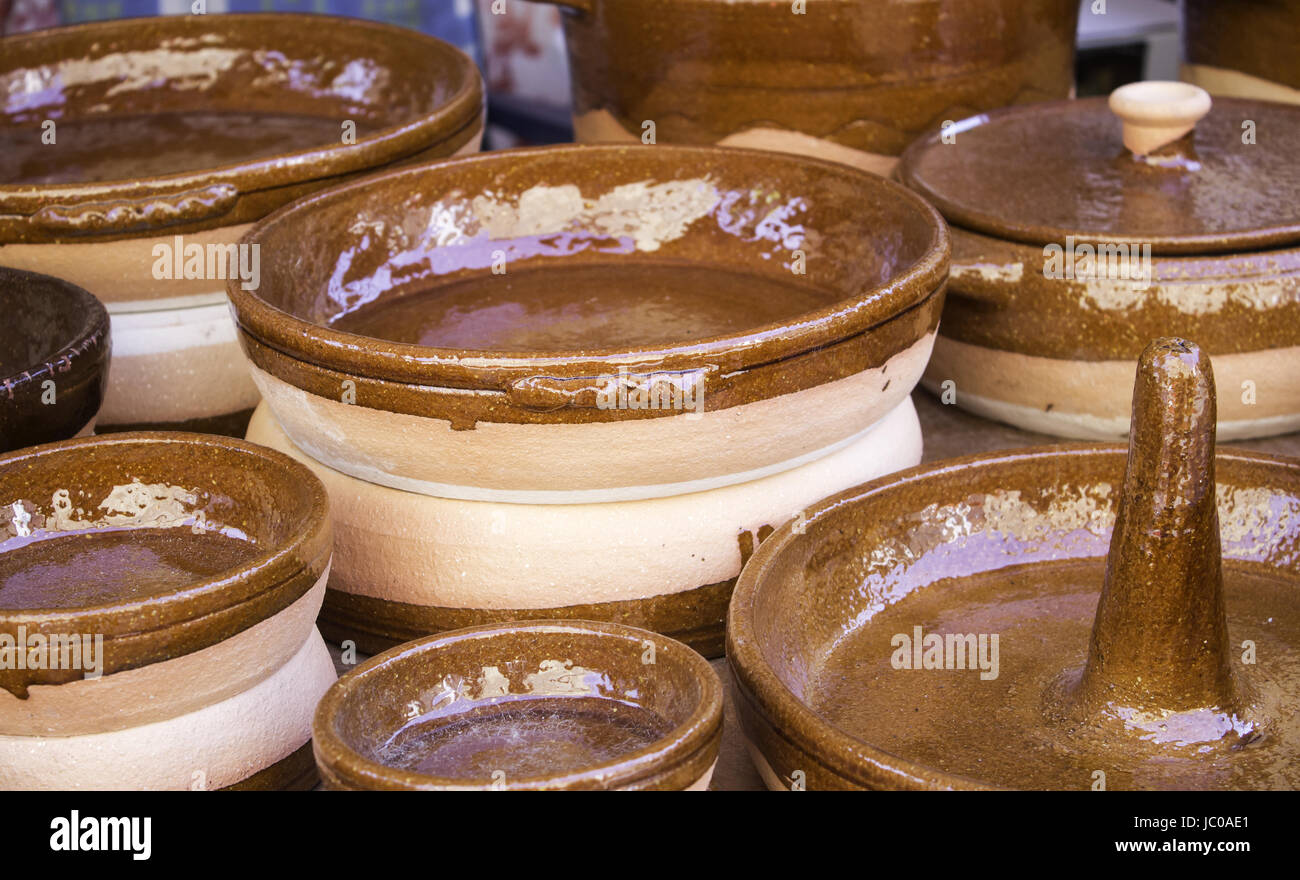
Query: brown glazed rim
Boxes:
[
  {"xmin": 314, "ymin": 619, "xmax": 724, "ymax": 790},
  {"xmin": 897, "ymin": 97, "xmax": 1300, "ymax": 257},
  {"xmin": 726, "ymin": 443, "xmax": 1300, "ymax": 791},
  {"xmin": 230, "ymin": 143, "xmax": 949, "ymax": 391},
  {"xmin": 0, "ymin": 14, "xmax": 483, "ymax": 242},
  {"xmin": 1, "ymin": 265, "xmax": 109, "ymax": 394},
  {"xmin": 0, "ymin": 432, "xmax": 331, "ymax": 683}
]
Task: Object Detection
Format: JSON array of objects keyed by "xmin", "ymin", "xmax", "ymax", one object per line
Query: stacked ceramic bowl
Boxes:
[
  {"xmin": 231, "ymin": 144, "xmax": 949, "ymax": 657},
  {"xmin": 0, "ymin": 433, "xmax": 334, "ymax": 790},
  {"xmin": 1183, "ymin": 0, "xmax": 1300, "ymax": 104},
  {"xmin": 0, "ymin": 14, "xmax": 483, "ymax": 434}
]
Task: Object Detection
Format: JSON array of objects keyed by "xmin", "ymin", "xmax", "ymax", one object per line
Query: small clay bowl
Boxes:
[
  {"xmin": 231, "ymin": 143, "xmax": 948, "ymax": 503},
  {"xmin": 0, "ymin": 266, "xmax": 110, "ymax": 453},
  {"xmin": 1184, "ymin": 0, "xmax": 1300, "ymax": 103},
  {"xmin": 314, "ymin": 620, "xmax": 723, "ymax": 790},
  {"xmin": 539, "ymin": 0, "xmax": 1079, "ymax": 174},
  {"xmin": 0, "ymin": 14, "xmax": 484, "ymax": 433},
  {"xmin": 730, "ymin": 339, "xmax": 1300, "ymax": 790},
  {"xmin": 0, "ymin": 432, "xmax": 335, "ymax": 790}
]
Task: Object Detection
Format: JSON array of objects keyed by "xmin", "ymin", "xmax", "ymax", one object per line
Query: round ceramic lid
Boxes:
[{"xmin": 898, "ymin": 93, "xmax": 1300, "ymax": 255}]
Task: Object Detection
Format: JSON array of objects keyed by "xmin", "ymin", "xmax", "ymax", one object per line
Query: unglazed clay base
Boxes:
[
  {"xmin": 0, "ymin": 570, "xmax": 327, "ymax": 737},
  {"xmin": 98, "ymin": 299, "xmax": 261, "ymax": 428},
  {"xmin": 249, "ymin": 332, "xmax": 933, "ymax": 503},
  {"xmin": 1182, "ymin": 63, "xmax": 1300, "ymax": 105},
  {"xmin": 0, "ymin": 628, "xmax": 336, "ymax": 790},
  {"xmin": 924, "ymin": 336, "xmax": 1300, "ymax": 440}
]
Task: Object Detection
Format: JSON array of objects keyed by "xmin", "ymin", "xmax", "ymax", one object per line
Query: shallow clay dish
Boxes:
[
  {"xmin": 900, "ymin": 82, "xmax": 1300, "ymax": 439},
  {"xmin": 0, "ymin": 432, "xmax": 334, "ymax": 790},
  {"xmin": 538, "ymin": 0, "xmax": 1078, "ymax": 175},
  {"xmin": 1, "ymin": 267, "xmax": 110, "ymax": 453},
  {"xmin": 0, "ymin": 14, "xmax": 484, "ymax": 433},
  {"xmin": 231, "ymin": 143, "xmax": 948, "ymax": 503},
  {"xmin": 1183, "ymin": 0, "xmax": 1300, "ymax": 104},
  {"xmin": 314, "ymin": 620, "xmax": 722, "ymax": 790},
  {"xmin": 730, "ymin": 338, "xmax": 1300, "ymax": 790}
]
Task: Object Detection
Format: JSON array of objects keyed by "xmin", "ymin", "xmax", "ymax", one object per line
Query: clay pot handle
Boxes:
[
  {"xmin": 1108, "ymin": 81, "xmax": 1212, "ymax": 156},
  {"xmin": 32, "ymin": 183, "xmax": 240, "ymax": 236}
]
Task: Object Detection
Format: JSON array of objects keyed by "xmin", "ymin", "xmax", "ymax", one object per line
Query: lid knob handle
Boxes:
[{"xmin": 1108, "ymin": 81, "xmax": 1212, "ymax": 156}]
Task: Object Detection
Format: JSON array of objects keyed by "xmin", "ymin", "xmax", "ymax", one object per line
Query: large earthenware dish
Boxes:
[
  {"xmin": 729, "ymin": 341, "xmax": 1300, "ymax": 790},
  {"xmin": 900, "ymin": 83, "xmax": 1300, "ymax": 439},
  {"xmin": 0, "ymin": 266, "xmax": 110, "ymax": 452},
  {"xmin": 538, "ymin": 0, "xmax": 1078, "ymax": 175},
  {"xmin": 0, "ymin": 13, "xmax": 484, "ymax": 433},
  {"xmin": 314, "ymin": 620, "xmax": 722, "ymax": 790},
  {"xmin": 231, "ymin": 143, "xmax": 948, "ymax": 503},
  {"xmin": 0, "ymin": 432, "xmax": 334, "ymax": 789},
  {"xmin": 1184, "ymin": 0, "xmax": 1300, "ymax": 104}
]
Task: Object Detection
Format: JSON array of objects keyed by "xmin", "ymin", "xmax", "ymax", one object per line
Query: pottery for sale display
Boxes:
[
  {"xmin": 0, "ymin": 14, "xmax": 484, "ymax": 434},
  {"xmin": 1, "ymin": 267, "xmax": 110, "ymax": 453},
  {"xmin": 900, "ymin": 81, "xmax": 1300, "ymax": 440},
  {"xmin": 0, "ymin": 432, "xmax": 334, "ymax": 790},
  {"xmin": 314, "ymin": 620, "xmax": 722, "ymax": 790},
  {"xmin": 1183, "ymin": 0, "xmax": 1300, "ymax": 104},
  {"xmin": 730, "ymin": 337, "xmax": 1300, "ymax": 790},
  {"xmin": 537, "ymin": 0, "xmax": 1078, "ymax": 175}
]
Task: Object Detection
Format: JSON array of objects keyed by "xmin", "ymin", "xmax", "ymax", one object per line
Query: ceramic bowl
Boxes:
[
  {"xmin": 0, "ymin": 13, "xmax": 484, "ymax": 433},
  {"xmin": 230, "ymin": 143, "xmax": 947, "ymax": 503},
  {"xmin": 1183, "ymin": 0, "xmax": 1300, "ymax": 104},
  {"xmin": 0, "ymin": 432, "xmax": 335, "ymax": 790},
  {"xmin": 900, "ymin": 84, "xmax": 1300, "ymax": 440},
  {"xmin": 539, "ymin": 0, "xmax": 1078, "ymax": 174},
  {"xmin": 313, "ymin": 620, "xmax": 723, "ymax": 790},
  {"xmin": 246, "ymin": 397, "xmax": 920, "ymax": 658},
  {"xmin": 1, "ymin": 267, "xmax": 110, "ymax": 453}
]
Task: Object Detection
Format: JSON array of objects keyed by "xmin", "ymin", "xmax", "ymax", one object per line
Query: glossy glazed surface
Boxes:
[{"xmin": 1184, "ymin": 0, "xmax": 1300, "ymax": 91}]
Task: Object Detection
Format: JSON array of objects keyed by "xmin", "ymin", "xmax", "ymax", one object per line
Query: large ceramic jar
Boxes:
[
  {"xmin": 899, "ymin": 82, "xmax": 1300, "ymax": 440},
  {"xmin": 0, "ymin": 14, "xmax": 484, "ymax": 435},
  {"xmin": 1184, "ymin": 0, "xmax": 1300, "ymax": 104},
  {"xmin": 536, "ymin": 0, "xmax": 1078, "ymax": 174}
]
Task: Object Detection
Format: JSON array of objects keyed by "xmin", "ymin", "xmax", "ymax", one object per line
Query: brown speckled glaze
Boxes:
[
  {"xmin": 0, "ymin": 432, "xmax": 330, "ymax": 698},
  {"xmin": 313, "ymin": 620, "xmax": 723, "ymax": 790},
  {"xmin": 543, "ymin": 0, "xmax": 1077, "ymax": 156},
  {"xmin": 231, "ymin": 143, "xmax": 948, "ymax": 426},
  {"xmin": 1184, "ymin": 0, "xmax": 1300, "ymax": 92},
  {"xmin": 0, "ymin": 267, "xmax": 110, "ymax": 453},
  {"xmin": 0, "ymin": 14, "xmax": 484, "ymax": 244},
  {"xmin": 729, "ymin": 339, "xmax": 1300, "ymax": 789}
]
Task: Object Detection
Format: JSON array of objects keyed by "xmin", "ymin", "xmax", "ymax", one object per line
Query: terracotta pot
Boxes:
[
  {"xmin": 0, "ymin": 13, "xmax": 484, "ymax": 434},
  {"xmin": 246, "ymin": 396, "xmax": 920, "ymax": 658},
  {"xmin": 1183, "ymin": 0, "xmax": 1300, "ymax": 104},
  {"xmin": 899, "ymin": 82, "xmax": 1300, "ymax": 440},
  {"xmin": 1, "ymin": 267, "xmax": 110, "ymax": 452},
  {"xmin": 0, "ymin": 432, "xmax": 334, "ymax": 790},
  {"xmin": 538, "ymin": 0, "xmax": 1078, "ymax": 174},
  {"xmin": 313, "ymin": 620, "xmax": 722, "ymax": 790},
  {"xmin": 231, "ymin": 144, "xmax": 947, "ymax": 502},
  {"xmin": 730, "ymin": 338, "xmax": 1300, "ymax": 789}
]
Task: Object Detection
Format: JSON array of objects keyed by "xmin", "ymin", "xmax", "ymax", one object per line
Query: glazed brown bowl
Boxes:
[
  {"xmin": 540, "ymin": 0, "xmax": 1078, "ymax": 174},
  {"xmin": 0, "ymin": 13, "xmax": 484, "ymax": 433},
  {"xmin": 1184, "ymin": 0, "xmax": 1300, "ymax": 103},
  {"xmin": 0, "ymin": 266, "xmax": 110, "ymax": 453},
  {"xmin": 0, "ymin": 432, "xmax": 335, "ymax": 789},
  {"xmin": 231, "ymin": 143, "xmax": 948, "ymax": 502},
  {"xmin": 314, "ymin": 620, "xmax": 723, "ymax": 790}
]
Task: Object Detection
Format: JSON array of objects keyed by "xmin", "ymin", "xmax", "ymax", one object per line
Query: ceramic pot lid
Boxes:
[{"xmin": 898, "ymin": 82, "xmax": 1300, "ymax": 255}]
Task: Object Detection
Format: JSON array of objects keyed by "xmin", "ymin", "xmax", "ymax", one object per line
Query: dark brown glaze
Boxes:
[
  {"xmin": 95, "ymin": 407, "xmax": 256, "ymax": 439},
  {"xmin": 728, "ymin": 342, "xmax": 1300, "ymax": 788},
  {"xmin": 312, "ymin": 620, "xmax": 723, "ymax": 790},
  {"xmin": 936, "ymin": 228, "xmax": 1300, "ymax": 360},
  {"xmin": 318, "ymin": 578, "xmax": 733, "ymax": 660},
  {"xmin": 231, "ymin": 143, "xmax": 949, "ymax": 425},
  {"xmin": 899, "ymin": 97, "xmax": 1300, "ymax": 255},
  {"xmin": 1185, "ymin": 0, "xmax": 1300, "ymax": 91},
  {"xmin": 0, "ymin": 14, "xmax": 484, "ymax": 244},
  {"xmin": 0, "ymin": 267, "xmax": 110, "ymax": 453},
  {"xmin": 547, "ymin": 0, "xmax": 1077, "ymax": 156},
  {"xmin": 0, "ymin": 432, "xmax": 330, "ymax": 698},
  {"xmin": 220, "ymin": 741, "xmax": 318, "ymax": 792}
]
